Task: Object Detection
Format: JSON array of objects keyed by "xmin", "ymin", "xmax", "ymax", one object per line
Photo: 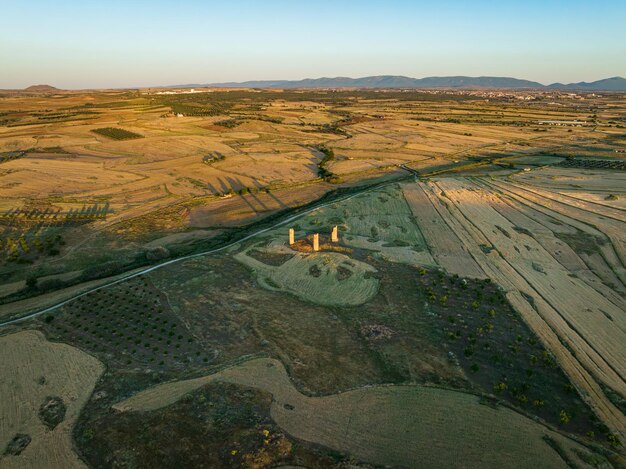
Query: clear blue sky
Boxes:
[{"xmin": 1, "ymin": 0, "xmax": 625, "ymax": 89}]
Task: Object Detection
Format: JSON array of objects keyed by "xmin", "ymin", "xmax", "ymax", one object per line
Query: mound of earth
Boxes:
[
  {"xmin": 145, "ymin": 246, "xmax": 170, "ymax": 261},
  {"xmin": 235, "ymin": 249, "xmax": 379, "ymax": 306},
  {"xmin": 24, "ymin": 84, "xmax": 60, "ymax": 92}
]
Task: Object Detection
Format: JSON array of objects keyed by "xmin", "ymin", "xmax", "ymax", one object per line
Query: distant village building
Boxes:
[{"xmin": 536, "ymin": 120, "xmax": 588, "ymax": 127}]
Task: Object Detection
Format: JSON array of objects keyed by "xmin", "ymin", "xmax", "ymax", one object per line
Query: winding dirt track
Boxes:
[
  {"xmin": 2, "ymin": 173, "xmax": 624, "ymax": 440},
  {"xmin": 0, "ymin": 180, "xmax": 397, "ymax": 328}
]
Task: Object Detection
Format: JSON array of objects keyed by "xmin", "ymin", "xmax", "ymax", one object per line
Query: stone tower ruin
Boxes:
[
  {"xmin": 331, "ymin": 225, "xmax": 339, "ymax": 242},
  {"xmin": 289, "ymin": 228, "xmax": 295, "ymax": 245},
  {"xmin": 313, "ymin": 233, "xmax": 320, "ymax": 251}
]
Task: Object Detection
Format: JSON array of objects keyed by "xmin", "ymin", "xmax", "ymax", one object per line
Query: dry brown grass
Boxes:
[
  {"xmin": 235, "ymin": 248, "xmax": 379, "ymax": 306},
  {"xmin": 402, "ymin": 182, "xmax": 486, "ymax": 278},
  {"xmin": 2, "ymin": 90, "xmax": 625, "ymax": 448},
  {"xmin": 0, "ymin": 330, "xmax": 103, "ymax": 468},
  {"xmin": 115, "ymin": 358, "xmax": 595, "ymax": 468},
  {"xmin": 1, "ymin": 89, "xmax": 620, "ymax": 290},
  {"xmin": 400, "ymin": 174, "xmax": 626, "ymax": 438}
]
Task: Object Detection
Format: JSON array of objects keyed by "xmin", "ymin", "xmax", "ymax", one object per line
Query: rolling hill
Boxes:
[{"xmin": 23, "ymin": 84, "xmax": 60, "ymax": 92}]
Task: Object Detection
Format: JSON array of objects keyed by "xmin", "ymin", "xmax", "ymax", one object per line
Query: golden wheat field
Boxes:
[{"xmin": 400, "ymin": 172, "xmax": 626, "ymax": 437}]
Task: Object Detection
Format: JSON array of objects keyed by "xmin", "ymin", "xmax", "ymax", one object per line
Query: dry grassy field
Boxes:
[
  {"xmin": 2, "ymin": 88, "xmax": 624, "ymax": 311},
  {"xmin": 0, "ymin": 330, "xmax": 103, "ymax": 468},
  {"xmin": 1, "ymin": 87, "xmax": 625, "ymax": 467},
  {"xmin": 235, "ymin": 247, "xmax": 379, "ymax": 306},
  {"xmin": 400, "ymin": 172, "xmax": 626, "ymax": 438},
  {"xmin": 115, "ymin": 357, "xmax": 600, "ymax": 469}
]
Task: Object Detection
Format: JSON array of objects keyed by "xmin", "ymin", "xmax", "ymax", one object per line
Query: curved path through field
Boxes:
[
  {"xmin": 114, "ymin": 358, "xmax": 592, "ymax": 469},
  {"xmin": 0, "ymin": 180, "xmax": 398, "ymax": 327}
]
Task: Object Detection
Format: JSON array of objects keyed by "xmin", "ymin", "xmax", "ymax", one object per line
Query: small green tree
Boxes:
[
  {"xmin": 607, "ymin": 434, "xmax": 621, "ymax": 448},
  {"xmin": 493, "ymin": 382, "xmax": 507, "ymax": 392},
  {"xmin": 26, "ymin": 276, "xmax": 38, "ymax": 289}
]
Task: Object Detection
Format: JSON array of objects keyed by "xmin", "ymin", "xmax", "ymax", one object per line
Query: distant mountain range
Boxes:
[
  {"xmin": 171, "ymin": 75, "xmax": 626, "ymax": 91},
  {"xmin": 13, "ymin": 76, "xmax": 626, "ymax": 92},
  {"xmin": 546, "ymin": 76, "xmax": 626, "ymax": 91}
]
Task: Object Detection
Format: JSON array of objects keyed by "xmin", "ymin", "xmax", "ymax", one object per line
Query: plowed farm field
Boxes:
[{"xmin": 401, "ymin": 169, "xmax": 626, "ymax": 439}]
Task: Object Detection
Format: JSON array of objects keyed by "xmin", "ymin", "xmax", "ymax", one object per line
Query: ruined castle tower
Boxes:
[
  {"xmin": 331, "ymin": 225, "xmax": 339, "ymax": 242},
  {"xmin": 313, "ymin": 233, "xmax": 320, "ymax": 251},
  {"xmin": 288, "ymin": 228, "xmax": 295, "ymax": 245}
]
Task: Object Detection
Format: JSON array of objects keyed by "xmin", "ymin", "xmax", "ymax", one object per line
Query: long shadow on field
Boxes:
[
  {"xmin": 249, "ymin": 192, "xmax": 270, "ymax": 211},
  {"xmin": 223, "ymin": 176, "xmax": 259, "ymax": 213},
  {"xmin": 216, "ymin": 177, "xmax": 230, "ymax": 194},
  {"xmin": 252, "ymin": 177, "xmax": 288, "ymax": 209},
  {"xmin": 225, "ymin": 176, "xmax": 243, "ymax": 193},
  {"xmin": 233, "ymin": 177, "xmax": 270, "ymax": 211},
  {"xmin": 304, "ymin": 145, "xmax": 323, "ymax": 173},
  {"xmin": 206, "ymin": 181, "xmax": 218, "ymax": 194},
  {"xmin": 227, "ymin": 176, "xmax": 272, "ymax": 213}
]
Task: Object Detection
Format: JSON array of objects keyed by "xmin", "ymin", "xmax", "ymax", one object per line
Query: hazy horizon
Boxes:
[{"xmin": 2, "ymin": 0, "xmax": 626, "ymax": 89}]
